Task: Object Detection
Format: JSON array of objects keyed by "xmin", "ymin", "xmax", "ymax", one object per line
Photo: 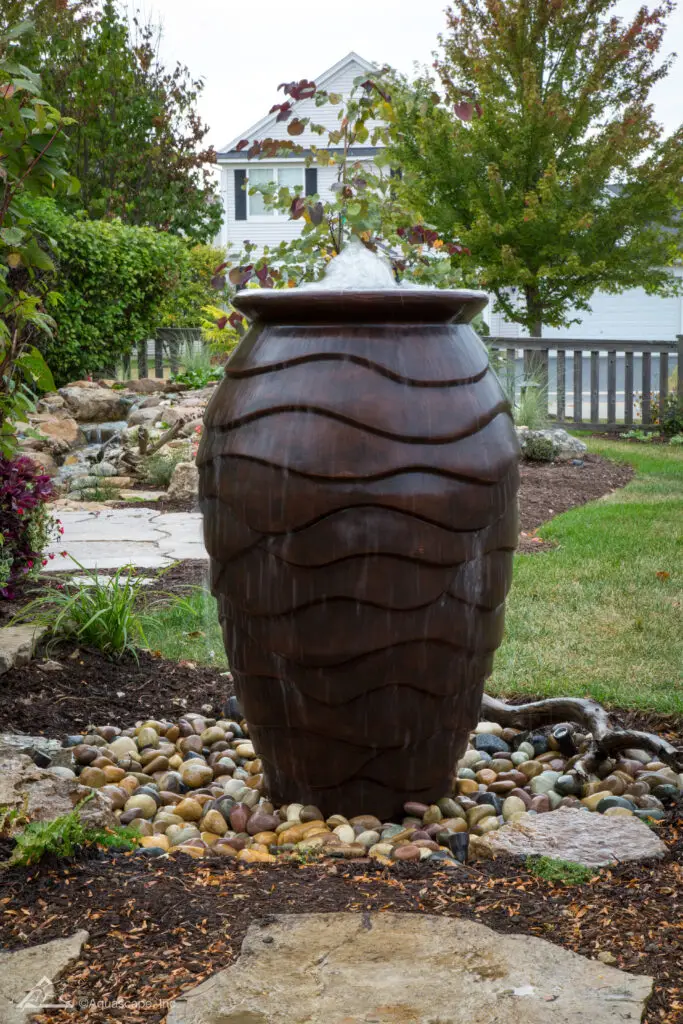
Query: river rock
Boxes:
[
  {"xmin": 468, "ymin": 806, "xmax": 667, "ymax": 867},
  {"xmin": 166, "ymin": 912, "xmax": 652, "ymax": 1024}
]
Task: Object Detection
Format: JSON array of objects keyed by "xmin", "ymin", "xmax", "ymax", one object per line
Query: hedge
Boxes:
[{"xmin": 31, "ymin": 201, "xmax": 223, "ymax": 385}]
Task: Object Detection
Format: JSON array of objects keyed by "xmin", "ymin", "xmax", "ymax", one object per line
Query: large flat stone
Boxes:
[
  {"xmin": 0, "ymin": 930, "xmax": 89, "ymax": 1022},
  {"xmin": 0, "ymin": 752, "xmax": 116, "ymax": 828},
  {"xmin": 0, "ymin": 626, "xmax": 46, "ymax": 675},
  {"xmin": 468, "ymin": 806, "xmax": 667, "ymax": 866},
  {"xmin": 167, "ymin": 912, "xmax": 653, "ymax": 1024}
]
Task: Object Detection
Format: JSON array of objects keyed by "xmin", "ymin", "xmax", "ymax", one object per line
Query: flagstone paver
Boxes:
[{"xmin": 43, "ymin": 509, "xmax": 207, "ymax": 572}]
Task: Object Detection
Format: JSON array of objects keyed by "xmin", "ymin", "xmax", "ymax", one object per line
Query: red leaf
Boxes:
[
  {"xmin": 307, "ymin": 201, "xmax": 324, "ymax": 226},
  {"xmin": 290, "ymin": 196, "xmax": 306, "ymax": 220},
  {"xmin": 454, "ymin": 101, "xmax": 473, "ymax": 121},
  {"xmin": 235, "ymin": 139, "xmax": 249, "ymax": 151},
  {"xmin": 213, "ymin": 261, "xmax": 229, "ymax": 274},
  {"xmin": 210, "ymin": 275, "xmax": 226, "ymax": 290},
  {"xmin": 215, "ymin": 316, "xmax": 228, "ymax": 329},
  {"xmin": 228, "ymin": 312, "xmax": 244, "ymax": 328}
]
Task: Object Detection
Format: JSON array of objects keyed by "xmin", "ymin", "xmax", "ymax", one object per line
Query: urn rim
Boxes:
[{"xmin": 231, "ymin": 288, "xmax": 489, "ymax": 325}]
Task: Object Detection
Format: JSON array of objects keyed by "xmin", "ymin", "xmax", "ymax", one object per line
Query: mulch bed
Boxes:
[
  {"xmin": 0, "ymin": 818, "xmax": 680, "ymax": 1024},
  {"xmin": 0, "ymin": 647, "xmax": 235, "ymax": 737},
  {"xmin": 517, "ymin": 452, "xmax": 633, "ymax": 552}
]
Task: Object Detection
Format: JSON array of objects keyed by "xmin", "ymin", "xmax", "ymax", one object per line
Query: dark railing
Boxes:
[{"xmin": 487, "ymin": 335, "xmax": 683, "ymax": 430}]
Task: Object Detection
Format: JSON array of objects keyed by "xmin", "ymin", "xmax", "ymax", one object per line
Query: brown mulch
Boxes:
[
  {"xmin": 0, "ymin": 817, "xmax": 680, "ymax": 1024},
  {"xmin": 516, "ymin": 452, "xmax": 633, "ymax": 552},
  {"xmin": 0, "ymin": 647, "xmax": 234, "ymax": 737},
  {"xmin": 109, "ymin": 494, "xmax": 199, "ymax": 514}
]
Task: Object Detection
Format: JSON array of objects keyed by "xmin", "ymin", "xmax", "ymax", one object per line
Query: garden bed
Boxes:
[{"xmin": 0, "ymin": 822, "xmax": 680, "ymax": 1024}]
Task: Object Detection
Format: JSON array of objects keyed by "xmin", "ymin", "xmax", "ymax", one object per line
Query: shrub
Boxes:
[
  {"xmin": 669, "ymin": 433, "xmax": 683, "ymax": 446},
  {"xmin": 12, "ymin": 559, "xmax": 148, "ymax": 659},
  {"xmin": 0, "ymin": 455, "xmax": 59, "ymax": 598},
  {"xmin": 526, "ymin": 856, "xmax": 596, "ymax": 885},
  {"xmin": 657, "ymin": 395, "xmax": 683, "ymax": 438},
  {"xmin": 142, "ymin": 449, "xmax": 189, "ymax": 488},
  {"xmin": 521, "ymin": 434, "xmax": 556, "ymax": 462},
  {"xmin": 158, "ymin": 244, "xmax": 228, "ymax": 329},
  {"xmin": 29, "ymin": 200, "xmax": 203, "ymax": 385}
]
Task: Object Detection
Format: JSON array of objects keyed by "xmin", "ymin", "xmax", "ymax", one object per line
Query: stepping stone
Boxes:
[
  {"xmin": 167, "ymin": 912, "xmax": 652, "ymax": 1024},
  {"xmin": 0, "ymin": 930, "xmax": 89, "ymax": 1023},
  {"xmin": 468, "ymin": 806, "xmax": 667, "ymax": 867},
  {"xmin": 0, "ymin": 626, "xmax": 46, "ymax": 675}
]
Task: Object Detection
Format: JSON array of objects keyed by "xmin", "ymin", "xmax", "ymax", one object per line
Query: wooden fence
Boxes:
[{"xmin": 487, "ymin": 335, "xmax": 683, "ymax": 430}]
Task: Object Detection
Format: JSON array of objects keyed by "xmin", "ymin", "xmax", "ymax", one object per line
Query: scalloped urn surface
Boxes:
[{"xmin": 197, "ymin": 289, "xmax": 520, "ymax": 819}]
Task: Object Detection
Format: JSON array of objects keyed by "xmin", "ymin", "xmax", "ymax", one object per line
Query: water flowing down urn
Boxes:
[{"xmin": 197, "ymin": 247, "xmax": 520, "ymax": 820}]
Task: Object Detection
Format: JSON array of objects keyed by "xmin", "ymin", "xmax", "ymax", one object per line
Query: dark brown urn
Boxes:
[{"xmin": 197, "ymin": 289, "xmax": 520, "ymax": 820}]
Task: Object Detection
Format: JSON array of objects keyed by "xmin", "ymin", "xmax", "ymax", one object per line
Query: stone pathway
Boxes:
[
  {"xmin": 167, "ymin": 912, "xmax": 653, "ymax": 1024},
  {"xmin": 44, "ymin": 509, "xmax": 207, "ymax": 571}
]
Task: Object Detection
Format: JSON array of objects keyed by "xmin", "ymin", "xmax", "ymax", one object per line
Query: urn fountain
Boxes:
[{"xmin": 197, "ymin": 245, "xmax": 520, "ymax": 819}]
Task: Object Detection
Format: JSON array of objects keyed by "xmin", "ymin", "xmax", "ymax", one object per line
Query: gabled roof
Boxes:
[{"xmin": 219, "ymin": 51, "xmax": 377, "ymax": 156}]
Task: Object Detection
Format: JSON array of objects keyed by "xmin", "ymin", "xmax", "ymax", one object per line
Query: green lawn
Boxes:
[
  {"xmin": 489, "ymin": 440, "xmax": 683, "ymax": 714},
  {"xmin": 144, "ymin": 440, "xmax": 683, "ymax": 715}
]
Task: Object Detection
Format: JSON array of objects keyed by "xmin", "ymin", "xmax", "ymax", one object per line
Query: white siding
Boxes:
[{"xmin": 488, "ymin": 269, "xmax": 683, "ymax": 342}]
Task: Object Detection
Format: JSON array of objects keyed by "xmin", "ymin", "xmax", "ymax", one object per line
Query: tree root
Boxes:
[{"xmin": 480, "ymin": 693, "xmax": 683, "ymax": 778}]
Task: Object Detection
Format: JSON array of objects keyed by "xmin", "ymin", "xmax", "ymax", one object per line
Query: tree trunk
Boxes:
[{"xmin": 524, "ymin": 284, "xmax": 543, "ymax": 338}]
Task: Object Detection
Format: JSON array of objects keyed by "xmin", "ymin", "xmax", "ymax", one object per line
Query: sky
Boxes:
[{"xmin": 132, "ymin": 0, "xmax": 683, "ymax": 151}]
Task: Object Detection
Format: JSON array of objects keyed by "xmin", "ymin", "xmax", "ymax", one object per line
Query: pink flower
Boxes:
[
  {"xmin": 27, "ymin": 560, "xmax": 33, "ymax": 569},
  {"xmin": 49, "ymin": 553, "xmax": 55, "ymax": 560},
  {"xmin": 17, "ymin": 507, "xmax": 23, "ymax": 515},
  {"xmin": 60, "ymin": 550, "xmax": 68, "ymax": 557},
  {"xmin": 42, "ymin": 559, "xmax": 47, "ymax": 566}
]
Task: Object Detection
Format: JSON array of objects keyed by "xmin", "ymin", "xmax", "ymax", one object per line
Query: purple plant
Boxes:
[{"xmin": 0, "ymin": 455, "xmax": 59, "ymax": 599}]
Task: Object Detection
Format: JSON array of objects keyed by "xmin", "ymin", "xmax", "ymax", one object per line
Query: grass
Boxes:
[
  {"xmin": 140, "ymin": 587, "xmax": 226, "ymax": 666},
  {"xmin": 525, "ymin": 856, "xmax": 596, "ymax": 885},
  {"xmin": 490, "ymin": 439, "xmax": 683, "ymax": 715}
]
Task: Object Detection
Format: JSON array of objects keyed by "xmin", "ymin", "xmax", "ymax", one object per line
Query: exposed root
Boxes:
[{"xmin": 480, "ymin": 693, "xmax": 683, "ymax": 778}]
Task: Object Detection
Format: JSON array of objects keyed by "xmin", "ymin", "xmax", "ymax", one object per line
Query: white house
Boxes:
[
  {"xmin": 217, "ymin": 52, "xmax": 682, "ymax": 344},
  {"xmin": 216, "ymin": 52, "xmax": 379, "ymax": 253}
]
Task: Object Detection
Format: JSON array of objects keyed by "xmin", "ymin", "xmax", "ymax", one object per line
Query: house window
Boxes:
[{"xmin": 248, "ymin": 166, "xmax": 304, "ymax": 217}]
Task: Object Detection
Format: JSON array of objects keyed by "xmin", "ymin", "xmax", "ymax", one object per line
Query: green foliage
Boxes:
[
  {"xmin": 386, "ymin": 0, "xmax": 683, "ymax": 335},
  {"xmin": 521, "ymin": 434, "xmax": 556, "ymax": 462},
  {"xmin": 12, "ymin": 558, "xmax": 148, "ymax": 658},
  {"xmin": 30, "ymin": 199, "xmax": 199, "ymax": 384},
  {"xmin": 657, "ymin": 395, "xmax": 683, "ymax": 438},
  {"xmin": 0, "ymin": 19, "xmax": 78, "ymax": 451},
  {"xmin": 526, "ymin": 856, "xmax": 596, "ymax": 885},
  {"xmin": 142, "ymin": 448, "xmax": 188, "ymax": 488},
  {"xmin": 170, "ymin": 365, "xmax": 223, "ymax": 391},
  {"xmin": 622, "ymin": 429, "xmax": 657, "ymax": 443},
  {"xmin": 669, "ymin": 434, "xmax": 683, "ymax": 446},
  {"xmin": 158, "ymin": 245, "xmax": 228, "ymax": 329},
  {"xmin": 140, "ymin": 586, "xmax": 226, "ymax": 667},
  {"xmin": 0, "ymin": 1, "xmax": 221, "ymax": 241},
  {"xmin": 514, "ymin": 383, "xmax": 549, "ymax": 430},
  {"xmin": 6, "ymin": 805, "xmax": 139, "ymax": 867}
]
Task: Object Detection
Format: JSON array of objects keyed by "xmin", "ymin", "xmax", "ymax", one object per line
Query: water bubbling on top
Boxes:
[{"xmin": 299, "ymin": 236, "xmax": 435, "ymax": 292}]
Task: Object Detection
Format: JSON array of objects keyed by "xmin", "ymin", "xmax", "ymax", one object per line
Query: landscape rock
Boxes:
[
  {"xmin": 28, "ymin": 411, "xmax": 82, "ymax": 449},
  {"xmin": 0, "ymin": 753, "xmax": 117, "ymax": 830},
  {"xmin": 60, "ymin": 387, "xmax": 131, "ymax": 423},
  {"xmin": 0, "ymin": 626, "xmax": 46, "ymax": 675},
  {"xmin": 468, "ymin": 806, "xmax": 667, "ymax": 866},
  {"xmin": 516, "ymin": 427, "xmax": 588, "ymax": 462},
  {"xmin": 127, "ymin": 406, "xmax": 162, "ymax": 427},
  {"xmin": 167, "ymin": 461, "xmax": 199, "ymax": 500},
  {"xmin": 166, "ymin": 913, "xmax": 653, "ymax": 1024},
  {"xmin": 0, "ymin": 930, "xmax": 89, "ymax": 1024}
]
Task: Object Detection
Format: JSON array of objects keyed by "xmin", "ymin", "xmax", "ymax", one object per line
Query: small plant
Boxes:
[
  {"xmin": 5, "ymin": 805, "xmax": 139, "ymax": 867},
  {"xmin": 12, "ymin": 558, "xmax": 148, "ymax": 659},
  {"xmin": 669, "ymin": 433, "xmax": 683, "ymax": 446},
  {"xmin": 0, "ymin": 455, "xmax": 60, "ymax": 597},
  {"xmin": 142, "ymin": 448, "xmax": 188, "ymax": 488},
  {"xmin": 622, "ymin": 429, "xmax": 656, "ymax": 443},
  {"xmin": 521, "ymin": 434, "xmax": 556, "ymax": 462},
  {"xmin": 178, "ymin": 339, "xmax": 212, "ymax": 375},
  {"xmin": 170, "ymin": 364, "xmax": 223, "ymax": 391},
  {"xmin": 526, "ymin": 856, "xmax": 596, "ymax": 885}
]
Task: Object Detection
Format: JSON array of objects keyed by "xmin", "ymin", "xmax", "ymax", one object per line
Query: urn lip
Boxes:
[{"xmin": 231, "ymin": 288, "xmax": 489, "ymax": 326}]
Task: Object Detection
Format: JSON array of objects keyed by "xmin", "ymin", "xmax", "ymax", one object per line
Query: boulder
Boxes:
[
  {"xmin": 28, "ymin": 412, "xmax": 82, "ymax": 449},
  {"xmin": 16, "ymin": 448, "xmax": 58, "ymax": 476},
  {"xmin": 0, "ymin": 752, "xmax": 117, "ymax": 829},
  {"xmin": 60, "ymin": 387, "xmax": 131, "ymax": 423},
  {"xmin": 516, "ymin": 427, "xmax": 588, "ymax": 462},
  {"xmin": 166, "ymin": 913, "xmax": 653, "ymax": 1024},
  {"xmin": 122, "ymin": 378, "xmax": 167, "ymax": 394},
  {"xmin": 167, "ymin": 461, "xmax": 199, "ymax": 500},
  {"xmin": 127, "ymin": 406, "xmax": 162, "ymax": 427}
]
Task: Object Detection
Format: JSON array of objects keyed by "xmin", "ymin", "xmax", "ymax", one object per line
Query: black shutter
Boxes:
[
  {"xmin": 305, "ymin": 168, "xmax": 318, "ymax": 196},
  {"xmin": 234, "ymin": 169, "xmax": 247, "ymax": 220}
]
